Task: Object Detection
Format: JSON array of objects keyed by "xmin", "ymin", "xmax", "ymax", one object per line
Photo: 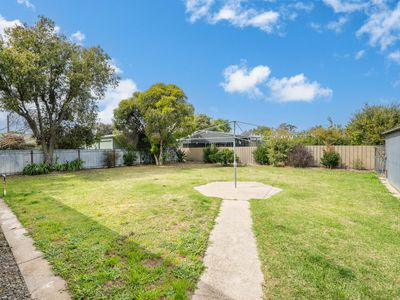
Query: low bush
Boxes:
[
  {"xmin": 123, "ymin": 150, "xmax": 136, "ymax": 166},
  {"xmin": 203, "ymin": 145, "xmax": 218, "ymax": 163},
  {"xmin": 321, "ymin": 146, "xmax": 340, "ymax": 169},
  {"xmin": 253, "ymin": 144, "xmax": 269, "ymax": 165},
  {"xmin": 0, "ymin": 133, "xmax": 34, "ymax": 150},
  {"xmin": 268, "ymin": 138, "xmax": 294, "ymax": 167},
  {"xmin": 23, "ymin": 159, "xmax": 84, "ymax": 175},
  {"xmin": 352, "ymin": 158, "xmax": 364, "ymax": 170},
  {"xmin": 104, "ymin": 151, "xmax": 119, "ymax": 168},
  {"xmin": 287, "ymin": 144, "xmax": 313, "ymax": 168},
  {"xmin": 210, "ymin": 148, "xmax": 238, "ymax": 166},
  {"xmin": 175, "ymin": 149, "xmax": 187, "ymax": 163},
  {"xmin": 23, "ymin": 162, "xmax": 52, "ymax": 175}
]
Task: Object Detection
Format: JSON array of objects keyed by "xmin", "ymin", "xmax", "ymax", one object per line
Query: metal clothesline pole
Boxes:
[{"xmin": 233, "ymin": 120, "xmax": 237, "ymax": 188}]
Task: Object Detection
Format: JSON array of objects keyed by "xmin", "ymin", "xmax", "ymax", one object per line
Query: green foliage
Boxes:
[
  {"xmin": 298, "ymin": 119, "xmax": 350, "ymax": 145},
  {"xmin": 253, "ymin": 144, "xmax": 269, "ymax": 165},
  {"xmin": 210, "ymin": 148, "xmax": 238, "ymax": 166},
  {"xmin": 23, "ymin": 162, "xmax": 52, "ymax": 175},
  {"xmin": 352, "ymin": 158, "xmax": 364, "ymax": 170},
  {"xmin": 267, "ymin": 138, "xmax": 294, "ymax": 167},
  {"xmin": 321, "ymin": 147, "xmax": 340, "ymax": 168},
  {"xmin": 0, "ymin": 133, "xmax": 34, "ymax": 149},
  {"xmin": 104, "ymin": 151, "xmax": 119, "ymax": 168},
  {"xmin": 203, "ymin": 145, "xmax": 218, "ymax": 163},
  {"xmin": 346, "ymin": 103, "xmax": 400, "ymax": 145},
  {"xmin": 115, "ymin": 84, "xmax": 194, "ymax": 165},
  {"xmin": 248, "ymin": 126, "xmax": 273, "ymax": 138},
  {"xmin": 123, "ymin": 150, "xmax": 136, "ymax": 166},
  {"xmin": 287, "ymin": 144, "xmax": 313, "ymax": 168},
  {"xmin": 0, "ymin": 16, "xmax": 117, "ymax": 162},
  {"xmin": 23, "ymin": 159, "xmax": 83, "ymax": 175},
  {"xmin": 175, "ymin": 149, "xmax": 187, "ymax": 163},
  {"xmin": 194, "ymin": 114, "xmax": 231, "ymax": 132}
]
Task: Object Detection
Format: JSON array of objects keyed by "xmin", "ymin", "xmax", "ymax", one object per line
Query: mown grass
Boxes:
[{"xmin": 4, "ymin": 165, "xmax": 400, "ymax": 299}]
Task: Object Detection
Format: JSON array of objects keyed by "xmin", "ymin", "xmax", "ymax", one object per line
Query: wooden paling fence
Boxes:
[{"xmin": 182, "ymin": 145, "xmax": 379, "ymax": 170}]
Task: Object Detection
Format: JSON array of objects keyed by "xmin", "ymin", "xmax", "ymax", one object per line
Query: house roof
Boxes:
[
  {"xmin": 179, "ymin": 130, "xmax": 257, "ymax": 144},
  {"xmin": 383, "ymin": 126, "xmax": 400, "ymax": 135}
]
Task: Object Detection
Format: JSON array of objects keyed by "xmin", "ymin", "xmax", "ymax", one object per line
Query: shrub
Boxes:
[
  {"xmin": 63, "ymin": 159, "xmax": 84, "ymax": 171},
  {"xmin": 123, "ymin": 150, "xmax": 136, "ymax": 166},
  {"xmin": 23, "ymin": 159, "xmax": 84, "ymax": 175},
  {"xmin": 210, "ymin": 148, "xmax": 238, "ymax": 166},
  {"xmin": 253, "ymin": 144, "xmax": 269, "ymax": 165},
  {"xmin": 23, "ymin": 162, "xmax": 52, "ymax": 175},
  {"xmin": 175, "ymin": 149, "xmax": 187, "ymax": 163},
  {"xmin": 321, "ymin": 146, "xmax": 340, "ymax": 169},
  {"xmin": 352, "ymin": 158, "xmax": 364, "ymax": 170},
  {"xmin": 0, "ymin": 133, "xmax": 33, "ymax": 150},
  {"xmin": 104, "ymin": 151, "xmax": 119, "ymax": 168},
  {"xmin": 268, "ymin": 138, "xmax": 294, "ymax": 167},
  {"xmin": 203, "ymin": 145, "xmax": 218, "ymax": 163},
  {"xmin": 287, "ymin": 144, "xmax": 313, "ymax": 168}
]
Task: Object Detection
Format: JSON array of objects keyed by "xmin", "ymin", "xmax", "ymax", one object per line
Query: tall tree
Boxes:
[
  {"xmin": 194, "ymin": 114, "xmax": 231, "ymax": 132},
  {"xmin": 0, "ymin": 17, "xmax": 117, "ymax": 162},
  {"xmin": 125, "ymin": 83, "xmax": 194, "ymax": 165},
  {"xmin": 113, "ymin": 92, "xmax": 147, "ymax": 150},
  {"xmin": 346, "ymin": 104, "xmax": 400, "ymax": 145}
]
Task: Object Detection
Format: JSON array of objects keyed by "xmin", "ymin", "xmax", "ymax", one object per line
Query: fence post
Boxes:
[
  {"xmin": 113, "ymin": 149, "xmax": 116, "ymax": 167},
  {"xmin": 78, "ymin": 149, "xmax": 81, "ymax": 161},
  {"xmin": 30, "ymin": 150, "xmax": 33, "ymax": 164}
]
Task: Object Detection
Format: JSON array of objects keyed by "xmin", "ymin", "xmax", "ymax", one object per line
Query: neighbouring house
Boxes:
[
  {"xmin": 383, "ymin": 126, "xmax": 400, "ymax": 191},
  {"xmin": 179, "ymin": 130, "xmax": 261, "ymax": 148},
  {"xmin": 88, "ymin": 134, "xmax": 124, "ymax": 150}
]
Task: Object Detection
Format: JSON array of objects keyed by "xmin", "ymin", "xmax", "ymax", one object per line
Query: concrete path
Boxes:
[
  {"xmin": 193, "ymin": 182, "xmax": 282, "ymax": 300},
  {"xmin": 0, "ymin": 199, "xmax": 70, "ymax": 300}
]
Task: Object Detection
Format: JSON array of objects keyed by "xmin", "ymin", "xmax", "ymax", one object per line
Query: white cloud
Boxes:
[
  {"xmin": 355, "ymin": 49, "xmax": 366, "ymax": 59},
  {"xmin": 109, "ymin": 59, "xmax": 123, "ymax": 75},
  {"xmin": 221, "ymin": 63, "xmax": 271, "ymax": 96},
  {"xmin": 185, "ymin": 0, "xmax": 280, "ymax": 33},
  {"xmin": 323, "ymin": 0, "xmax": 367, "ymax": 13},
  {"xmin": 16, "ymin": 0, "xmax": 35, "ymax": 9},
  {"xmin": 0, "ymin": 15, "xmax": 22, "ymax": 37},
  {"xmin": 70, "ymin": 30, "xmax": 85, "ymax": 44},
  {"xmin": 327, "ymin": 16, "xmax": 348, "ymax": 33},
  {"xmin": 98, "ymin": 79, "xmax": 138, "ymax": 124},
  {"xmin": 388, "ymin": 51, "xmax": 400, "ymax": 64},
  {"xmin": 267, "ymin": 73, "xmax": 332, "ymax": 102},
  {"xmin": 357, "ymin": 2, "xmax": 400, "ymax": 50},
  {"xmin": 186, "ymin": 0, "xmax": 214, "ymax": 23},
  {"xmin": 211, "ymin": 4, "xmax": 279, "ymax": 33}
]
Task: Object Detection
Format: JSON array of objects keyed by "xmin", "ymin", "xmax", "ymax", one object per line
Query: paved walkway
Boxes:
[
  {"xmin": 0, "ymin": 199, "xmax": 70, "ymax": 300},
  {"xmin": 193, "ymin": 182, "xmax": 282, "ymax": 300}
]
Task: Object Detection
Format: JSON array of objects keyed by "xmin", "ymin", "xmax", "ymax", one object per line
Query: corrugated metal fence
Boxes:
[
  {"xmin": 0, "ymin": 149, "xmax": 136, "ymax": 175},
  {"xmin": 183, "ymin": 145, "xmax": 379, "ymax": 170}
]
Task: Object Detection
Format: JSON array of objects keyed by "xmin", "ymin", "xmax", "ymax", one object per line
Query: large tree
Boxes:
[
  {"xmin": 117, "ymin": 84, "xmax": 194, "ymax": 165},
  {"xmin": 194, "ymin": 113, "xmax": 231, "ymax": 132},
  {"xmin": 0, "ymin": 17, "xmax": 117, "ymax": 162},
  {"xmin": 346, "ymin": 104, "xmax": 400, "ymax": 145},
  {"xmin": 113, "ymin": 92, "xmax": 147, "ymax": 150}
]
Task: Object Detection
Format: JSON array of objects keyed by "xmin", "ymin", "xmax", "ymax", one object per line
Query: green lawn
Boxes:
[{"xmin": 4, "ymin": 165, "xmax": 400, "ymax": 299}]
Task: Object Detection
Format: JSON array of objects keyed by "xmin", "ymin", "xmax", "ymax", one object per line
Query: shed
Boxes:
[
  {"xmin": 87, "ymin": 135, "xmax": 124, "ymax": 150},
  {"xmin": 383, "ymin": 126, "xmax": 400, "ymax": 191}
]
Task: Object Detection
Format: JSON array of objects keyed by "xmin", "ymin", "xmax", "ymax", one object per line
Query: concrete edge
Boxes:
[
  {"xmin": 378, "ymin": 176, "xmax": 400, "ymax": 199},
  {"xmin": 0, "ymin": 198, "xmax": 71, "ymax": 300}
]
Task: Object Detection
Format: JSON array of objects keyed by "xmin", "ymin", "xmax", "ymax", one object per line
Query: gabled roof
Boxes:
[
  {"xmin": 383, "ymin": 126, "xmax": 400, "ymax": 135},
  {"xmin": 179, "ymin": 130, "xmax": 255, "ymax": 144}
]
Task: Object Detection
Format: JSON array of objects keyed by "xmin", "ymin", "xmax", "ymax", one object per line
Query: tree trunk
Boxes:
[
  {"xmin": 42, "ymin": 135, "xmax": 55, "ymax": 164},
  {"xmin": 158, "ymin": 141, "xmax": 164, "ymax": 166},
  {"xmin": 154, "ymin": 154, "xmax": 160, "ymax": 166}
]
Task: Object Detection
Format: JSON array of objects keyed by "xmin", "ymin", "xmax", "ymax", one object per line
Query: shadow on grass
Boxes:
[{"xmin": 5, "ymin": 190, "xmax": 196, "ymax": 299}]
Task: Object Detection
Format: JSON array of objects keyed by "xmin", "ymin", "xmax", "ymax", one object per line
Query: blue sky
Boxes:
[{"xmin": 1, "ymin": 0, "xmax": 400, "ymax": 131}]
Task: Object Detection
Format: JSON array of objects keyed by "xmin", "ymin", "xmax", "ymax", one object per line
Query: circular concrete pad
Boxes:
[{"xmin": 195, "ymin": 181, "xmax": 282, "ymax": 201}]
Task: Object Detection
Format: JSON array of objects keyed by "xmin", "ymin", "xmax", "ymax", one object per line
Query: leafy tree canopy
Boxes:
[
  {"xmin": 346, "ymin": 104, "xmax": 400, "ymax": 145},
  {"xmin": 0, "ymin": 16, "xmax": 117, "ymax": 161},
  {"xmin": 194, "ymin": 113, "xmax": 231, "ymax": 132}
]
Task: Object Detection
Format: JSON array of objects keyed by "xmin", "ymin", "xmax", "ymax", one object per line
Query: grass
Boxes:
[{"xmin": 4, "ymin": 165, "xmax": 400, "ymax": 299}]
